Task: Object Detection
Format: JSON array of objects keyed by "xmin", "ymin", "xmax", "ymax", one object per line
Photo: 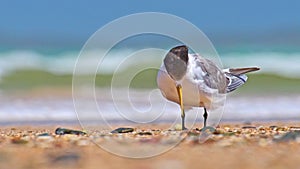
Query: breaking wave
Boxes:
[{"xmin": 0, "ymin": 49, "xmax": 300, "ymax": 78}]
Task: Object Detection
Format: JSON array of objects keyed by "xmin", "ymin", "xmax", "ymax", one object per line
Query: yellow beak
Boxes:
[{"xmin": 176, "ymin": 84, "xmax": 186, "ymax": 130}]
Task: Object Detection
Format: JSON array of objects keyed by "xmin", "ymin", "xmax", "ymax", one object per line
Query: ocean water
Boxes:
[
  {"xmin": 0, "ymin": 48, "xmax": 300, "ymax": 78},
  {"xmin": 0, "ymin": 47, "xmax": 299, "ymax": 123}
]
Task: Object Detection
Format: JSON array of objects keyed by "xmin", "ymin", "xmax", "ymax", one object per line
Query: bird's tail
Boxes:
[
  {"xmin": 223, "ymin": 67, "xmax": 260, "ymax": 93},
  {"xmin": 227, "ymin": 67, "xmax": 260, "ymax": 75}
]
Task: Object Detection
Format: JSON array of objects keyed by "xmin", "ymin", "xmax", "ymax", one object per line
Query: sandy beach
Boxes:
[
  {"xmin": 1, "ymin": 122, "xmax": 300, "ymax": 169},
  {"xmin": 0, "ymin": 89, "xmax": 299, "ymax": 169}
]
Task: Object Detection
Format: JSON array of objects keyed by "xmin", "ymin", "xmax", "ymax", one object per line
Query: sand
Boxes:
[{"xmin": 1, "ymin": 122, "xmax": 300, "ymax": 169}]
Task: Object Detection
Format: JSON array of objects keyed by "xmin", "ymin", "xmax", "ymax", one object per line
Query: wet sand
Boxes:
[{"xmin": 1, "ymin": 122, "xmax": 300, "ymax": 169}]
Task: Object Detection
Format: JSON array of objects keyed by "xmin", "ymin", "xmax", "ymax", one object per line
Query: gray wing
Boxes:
[{"xmin": 193, "ymin": 55, "xmax": 227, "ymax": 93}]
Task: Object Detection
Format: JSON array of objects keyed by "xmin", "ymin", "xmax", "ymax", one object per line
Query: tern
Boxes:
[{"xmin": 157, "ymin": 45, "xmax": 259, "ymax": 130}]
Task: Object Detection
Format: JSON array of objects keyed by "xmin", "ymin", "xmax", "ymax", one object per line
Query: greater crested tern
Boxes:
[{"xmin": 157, "ymin": 45, "xmax": 260, "ymax": 130}]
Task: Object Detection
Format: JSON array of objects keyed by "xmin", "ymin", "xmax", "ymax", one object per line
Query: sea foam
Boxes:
[{"xmin": 0, "ymin": 49, "xmax": 299, "ymax": 78}]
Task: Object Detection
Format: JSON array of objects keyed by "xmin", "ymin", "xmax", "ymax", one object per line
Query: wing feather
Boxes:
[
  {"xmin": 229, "ymin": 67, "xmax": 260, "ymax": 75},
  {"xmin": 193, "ymin": 54, "xmax": 227, "ymax": 93}
]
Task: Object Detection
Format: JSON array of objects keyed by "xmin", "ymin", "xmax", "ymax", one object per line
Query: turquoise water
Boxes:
[
  {"xmin": 0, "ymin": 47, "xmax": 299, "ymax": 78},
  {"xmin": 1, "ymin": 33, "xmax": 299, "ymax": 78},
  {"xmin": 0, "ymin": 46, "xmax": 299, "ymax": 122}
]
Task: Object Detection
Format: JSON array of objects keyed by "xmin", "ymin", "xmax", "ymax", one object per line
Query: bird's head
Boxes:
[{"xmin": 163, "ymin": 45, "xmax": 189, "ymax": 82}]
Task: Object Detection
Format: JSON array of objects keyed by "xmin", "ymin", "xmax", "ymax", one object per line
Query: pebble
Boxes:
[
  {"xmin": 224, "ymin": 127, "xmax": 231, "ymax": 132},
  {"xmin": 2, "ymin": 124, "xmax": 300, "ymax": 149},
  {"xmin": 111, "ymin": 127, "xmax": 134, "ymax": 133},
  {"xmin": 242, "ymin": 126, "xmax": 257, "ymax": 129},
  {"xmin": 213, "ymin": 128, "xmax": 225, "ymax": 135},
  {"xmin": 55, "ymin": 128, "xmax": 86, "ymax": 135},
  {"xmin": 269, "ymin": 125, "xmax": 278, "ymax": 131},
  {"xmin": 290, "ymin": 127, "xmax": 300, "ymax": 131},
  {"xmin": 38, "ymin": 133, "xmax": 51, "ymax": 137},
  {"xmin": 222, "ymin": 132, "xmax": 235, "ymax": 136},
  {"xmin": 136, "ymin": 132, "xmax": 152, "ymax": 136}
]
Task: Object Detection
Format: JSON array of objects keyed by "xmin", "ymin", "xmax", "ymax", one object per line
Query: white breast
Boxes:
[{"xmin": 157, "ymin": 54, "xmax": 217, "ymax": 108}]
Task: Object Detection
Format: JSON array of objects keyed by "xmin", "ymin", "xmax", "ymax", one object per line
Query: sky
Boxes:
[{"xmin": 1, "ymin": 0, "xmax": 300, "ymax": 48}]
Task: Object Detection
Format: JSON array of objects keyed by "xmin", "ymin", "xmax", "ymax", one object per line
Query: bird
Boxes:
[{"xmin": 157, "ymin": 45, "xmax": 260, "ymax": 130}]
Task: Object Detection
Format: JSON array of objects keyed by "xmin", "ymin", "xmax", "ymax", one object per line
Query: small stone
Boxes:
[
  {"xmin": 277, "ymin": 126, "xmax": 288, "ymax": 131},
  {"xmin": 224, "ymin": 127, "xmax": 231, "ymax": 132},
  {"xmin": 213, "ymin": 128, "xmax": 227, "ymax": 135},
  {"xmin": 55, "ymin": 128, "xmax": 86, "ymax": 135},
  {"xmin": 232, "ymin": 128, "xmax": 242, "ymax": 134},
  {"xmin": 38, "ymin": 133, "xmax": 51, "ymax": 137},
  {"xmin": 136, "ymin": 132, "xmax": 152, "ymax": 136},
  {"xmin": 111, "ymin": 127, "xmax": 134, "ymax": 133},
  {"xmin": 259, "ymin": 129, "xmax": 266, "ymax": 134},
  {"xmin": 269, "ymin": 125, "xmax": 278, "ymax": 131},
  {"xmin": 223, "ymin": 132, "xmax": 235, "ymax": 136},
  {"xmin": 151, "ymin": 130, "xmax": 162, "ymax": 135},
  {"xmin": 290, "ymin": 127, "xmax": 300, "ymax": 131},
  {"xmin": 242, "ymin": 126, "xmax": 256, "ymax": 129}
]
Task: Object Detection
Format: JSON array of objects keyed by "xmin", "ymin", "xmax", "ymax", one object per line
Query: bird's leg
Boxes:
[
  {"xmin": 176, "ymin": 84, "xmax": 187, "ymax": 130},
  {"xmin": 199, "ymin": 108, "xmax": 216, "ymax": 133},
  {"xmin": 203, "ymin": 108, "xmax": 208, "ymax": 128}
]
